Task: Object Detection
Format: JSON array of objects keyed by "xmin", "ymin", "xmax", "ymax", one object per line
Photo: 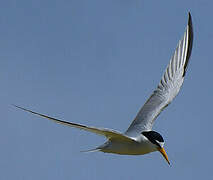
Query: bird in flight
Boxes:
[{"xmin": 14, "ymin": 13, "xmax": 193, "ymax": 165}]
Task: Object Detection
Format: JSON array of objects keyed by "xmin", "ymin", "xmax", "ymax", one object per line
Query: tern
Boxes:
[{"xmin": 14, "ymin": 13, "xmax": 193, "ymax": 165}]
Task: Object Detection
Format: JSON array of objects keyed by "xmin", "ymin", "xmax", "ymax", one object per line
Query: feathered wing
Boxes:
[
  {"xmin": 13, "ymin": 105, "xmax": 135, "ymax": 143},
  {"xmin": 125, "ymin": 13, "xmax": 193, "ymax": 137}
]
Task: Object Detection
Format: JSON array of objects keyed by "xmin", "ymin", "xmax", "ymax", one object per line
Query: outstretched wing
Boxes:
[
  {"xmin": 125, "ymin": 13, "xmax": 193, "ymax": 137},
  {"xmin": 14, "ymin": 105, "xmax": 136, "ymax": 143}
]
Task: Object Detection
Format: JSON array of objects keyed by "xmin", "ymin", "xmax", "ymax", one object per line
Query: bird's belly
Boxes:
[{"xmin": 100, "ymin": 141, "xmax": 156, "ymax": 155}]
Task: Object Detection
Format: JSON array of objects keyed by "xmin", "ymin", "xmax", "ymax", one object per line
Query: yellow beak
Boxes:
[{"xmin": 158, "ymin": 147, "xmax": 170, "ymax": 165}]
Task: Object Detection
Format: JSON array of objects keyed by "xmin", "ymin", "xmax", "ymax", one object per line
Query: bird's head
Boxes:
[{"xmin": 142, "ymin": 131, "xmax": 170, "ymax": 165}]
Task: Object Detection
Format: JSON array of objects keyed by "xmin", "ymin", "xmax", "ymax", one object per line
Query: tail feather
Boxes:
[{"xmin": 80, "ymin": 147, "xmax": 101, "ymax": 153}]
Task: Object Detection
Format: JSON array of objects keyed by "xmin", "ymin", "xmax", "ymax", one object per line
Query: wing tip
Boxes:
[
  {"xmin": 188, "ymin": 12, "xmax": 192, "ymax": 22},
  {"xmin": 183, "ymin": 12, "xmax": 193, "ymax": 77},
  {"xmin": 188, "ymin": 12, "xmax": 193, "ymax": 34},
  {"xmin": 12, "ymin": 104, "xmax": 29, "ymax": 112}
]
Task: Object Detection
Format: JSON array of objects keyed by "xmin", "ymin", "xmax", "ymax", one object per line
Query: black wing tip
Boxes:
[
  {"xmin": 12, "ymin": 104, "xmax": 25, "ymax": 110},
  {"xmin": 188, "ymin": 12, "xmax": 192, "ymax": 20},
  {"xmin": 188, "ymin": 12, "xmax": 193, "ymax": 30},
  {"xmin": 183, "ymin": 12, "xmax": 193, "ymax": 77},
  {"xmin": 12, "ymin": 104, "xmax": 41, "ymax": 116},
  {"xmin": 12, "ymin": 104, "xmax": 31, "ymax": 112}
]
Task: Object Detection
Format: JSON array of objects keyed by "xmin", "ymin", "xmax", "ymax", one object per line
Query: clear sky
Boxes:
[{"xmin": 1, "ymin": 0, "xmax": 212, "ymax": 179}]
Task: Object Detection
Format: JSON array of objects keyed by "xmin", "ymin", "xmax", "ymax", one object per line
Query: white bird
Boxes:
[{"xmin": 14, "ymin": 13, "xmax": 193, "ymax": 165}]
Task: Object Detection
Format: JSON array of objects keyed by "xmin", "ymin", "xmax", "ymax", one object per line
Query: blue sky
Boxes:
[{"xmin": 1, "ymin": 0, "xmax": 213, "ymax": 179}]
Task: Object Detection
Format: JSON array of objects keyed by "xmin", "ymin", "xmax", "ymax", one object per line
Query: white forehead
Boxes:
[{"xmin": 156, "ymin": 140, "xmax": 164, "ymax": 147}]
